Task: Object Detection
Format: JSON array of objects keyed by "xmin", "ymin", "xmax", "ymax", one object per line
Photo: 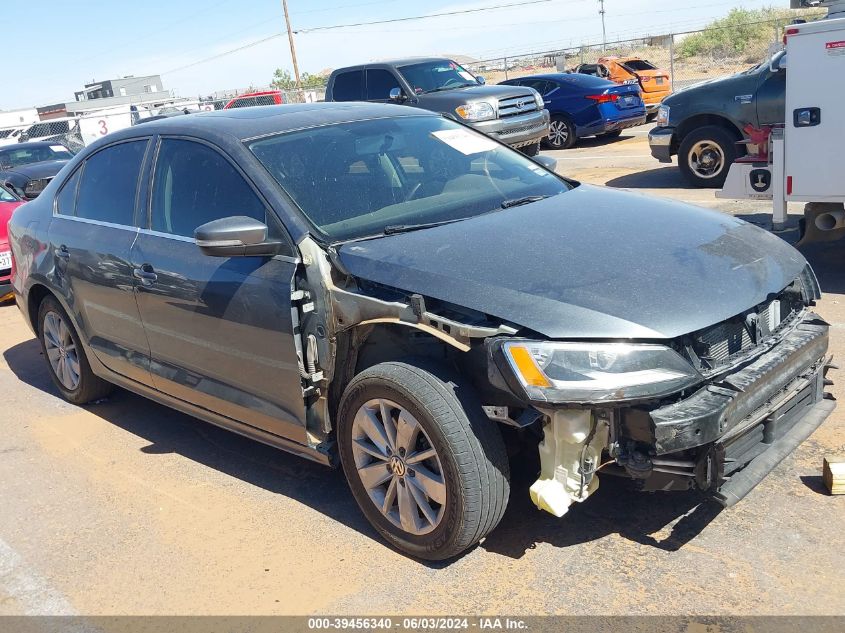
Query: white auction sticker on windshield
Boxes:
[
  {"xmin": 50, "ymin": 145, "xmax": 66, "ymax": 152},
  {"xmin": 458, "ymin": 71, "xmax": 475, "ymax": 81},
  {"xmin": 431, "ymin": 129, "xmax": 498, "ymax": 155}
]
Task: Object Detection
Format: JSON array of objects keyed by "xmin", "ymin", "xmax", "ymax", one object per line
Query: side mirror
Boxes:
[
  {"xmin": 770, "ymin": 54, "xmax": 787, "ymax": 72},
  {"xmin": 476, "ymin": 75, "xmax": 486, "ymax": 85},
  {"xmin": 195, "ymin": 216, "xmax": 280, "ymax": 257},
  {"xmin": 389, "ymin": 87, "xmax": 406, "ymax": 102},
  {"xmin": 532, "ymin": 155, "xmax": 558, "ymax": 172}
]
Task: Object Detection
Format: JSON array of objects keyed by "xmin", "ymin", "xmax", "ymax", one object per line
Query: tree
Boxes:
[{"xmin": 270, "ymin": 68, "xmax": 329, "ymax": 91}]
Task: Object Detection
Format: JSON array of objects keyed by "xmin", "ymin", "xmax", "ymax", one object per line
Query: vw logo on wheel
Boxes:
[{"xmin": 388, "ymin": 455, "xmax": 407, "ymax": 477}]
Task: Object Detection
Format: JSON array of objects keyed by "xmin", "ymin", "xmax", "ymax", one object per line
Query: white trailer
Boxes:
[{"xmin": 718, "ymin": 0, "xmax": 845, "ymax": 242}]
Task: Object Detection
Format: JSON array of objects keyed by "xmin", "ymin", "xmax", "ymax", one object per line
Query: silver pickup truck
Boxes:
[{"xmin": 325, "ymin": 57, "xmax": 550, "ymax": 155}]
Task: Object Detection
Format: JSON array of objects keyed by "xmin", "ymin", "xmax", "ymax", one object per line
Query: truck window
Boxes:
[
  {"xmin": 332, "ymin": 71, "xmax": 364, "ymax": 101},
  {"xmin": 366, "ymin": 69, "xmax": 400, "ymax": 101}
]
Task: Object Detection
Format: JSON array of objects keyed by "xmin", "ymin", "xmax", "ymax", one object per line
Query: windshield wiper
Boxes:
[
  {"xmin": 383, "ymin": 218, "xmax": 466, "ymax": 235},
  {"xmin": 424, "ymin": 84, "xmax": 476, "ymax": 93},
  {"xmin": 500, "ymin": 195, "xmax": 550, "ymax": 209}
]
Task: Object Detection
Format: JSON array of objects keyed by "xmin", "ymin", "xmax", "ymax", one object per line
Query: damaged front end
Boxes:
[
  {"xmin": 291, "ymin": 233, "xmax": 833, "ymax": 517},
  {"xmin": 485, "ymin": 270, "xmax": 834, "ymax": 516}
]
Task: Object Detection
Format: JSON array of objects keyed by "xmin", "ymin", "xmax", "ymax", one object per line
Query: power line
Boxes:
[{"xmin": 293, "ymin": 0, "xmax": 553, "ymax": 33}]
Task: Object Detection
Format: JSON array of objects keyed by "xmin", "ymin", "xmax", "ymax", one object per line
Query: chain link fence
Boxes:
[{"xmin": 463, "ymin": 17, "xmax": 799, "ymax": 95}]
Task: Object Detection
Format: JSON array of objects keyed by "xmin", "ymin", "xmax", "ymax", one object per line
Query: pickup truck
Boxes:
[
  {"xmin": 324, "ymin": 57, "xmax": 550, "ymax": 155},
  {"xmin": 649, "ymin": 51, "xmax": 786, "ymax": 187}
]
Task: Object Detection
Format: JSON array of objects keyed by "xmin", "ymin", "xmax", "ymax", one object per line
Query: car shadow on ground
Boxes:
[
  {"xmin": 571, "ymin": 133, "xmax": 638, "ymax": 150},
  {"xmin": 481, "ymin": 453, "xmax": 722, "ymax": 559},
  {"xmin": 4, "ymin": 335, "xmax": 724, "ymax": 565},
  {"xmin": 605, "ymin": 167, "xmax": 689, "ymax": 189}
]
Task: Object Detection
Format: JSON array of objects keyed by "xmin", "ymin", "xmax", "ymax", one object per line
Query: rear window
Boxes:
[
  {"xmin": 621, "ymin": 59, "xmax": 656, "ymax": 71},
  {"xmin": 560, "ymin": 74, "xmax": 616, "ymax": 89},
  {"xmin": 332, "ymin": 71, "xmax": 364, "ymax": 101},
  {"xmin": 76, "ymin": 140, "xmax": 147, "ymax": 226}
]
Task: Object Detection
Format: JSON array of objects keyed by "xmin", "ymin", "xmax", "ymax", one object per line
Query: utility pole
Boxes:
[
  {"xmin": 281, "ymin": 0, "xmax": 303, "ymax": 94},
  {"xmin": 598, "ymin": 0, "xmax": 607, "ymax": 52}
]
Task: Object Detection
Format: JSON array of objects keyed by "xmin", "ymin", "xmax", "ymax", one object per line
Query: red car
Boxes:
[
  {"xmin": 0, "ymin": 184, "xmax": 23, "ymax": 300},
  {"xmin": 223, "ymin": 90, "xmax": 285, "ymax": 109}
]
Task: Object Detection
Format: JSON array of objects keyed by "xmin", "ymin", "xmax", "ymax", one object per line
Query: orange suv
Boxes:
[{"xmin": 575, "ymin": 57, "xmax": 671, "ymax": 115}]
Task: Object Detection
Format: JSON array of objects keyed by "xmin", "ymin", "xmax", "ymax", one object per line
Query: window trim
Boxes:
[
  {"xmin": 147, "ymin": 135, "xmax": 296, "ymax": 255},
  {"xmin": 52, "ymin": 137, "xmax": 153, "ymax": 229}
]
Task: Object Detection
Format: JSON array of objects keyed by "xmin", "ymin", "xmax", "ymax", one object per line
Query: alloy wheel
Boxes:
[
  {"xmin": 350, "ymin": 398, "xmax": 447, "ymax": 536},
  {"xmin": 548, "ymin": 120, "xmax": 569, "ymax": 147},
  {"xmin": 687, "ymin": 140, "xmax": 725, "ymax": 179},
  {"xmin": 42, "ymin": 311, "xmax": 81, "ymax": 391}
]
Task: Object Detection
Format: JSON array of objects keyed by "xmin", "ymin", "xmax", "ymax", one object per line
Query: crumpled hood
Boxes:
[{"xmin": 337, "ymin": 185, "xmax": 808, "ymax": 340}]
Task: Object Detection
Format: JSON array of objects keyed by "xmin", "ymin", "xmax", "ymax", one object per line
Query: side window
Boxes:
[
  {"xmin": 332, "ymin": 71, "xmax": 364, "ymax": 101},
  {"xmin": 366, "ymin": 69, "xmax": 400, "ymax": 100},
  {"xmin": 76, "ymin": 140, "xmax": 147, "ymax": 226},
  {"xmin": 521, "ymin": 79, "xmax": 550, "ymax": 95},
  {"xmin": 151, "ymin": 139, "xmax": 266, "ymax": 239},
  {"xmin": 55, "ymin": 167, "xmax": 82, "ymax": 216}
]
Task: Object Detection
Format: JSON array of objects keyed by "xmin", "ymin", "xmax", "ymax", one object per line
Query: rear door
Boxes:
[
  {"xmin": 130, "ymin": 137, "xmax": 307, "ymax": 442},
  {"xmin": 47, "ymin": 138, "xmax": 153, "ymax": 385}
]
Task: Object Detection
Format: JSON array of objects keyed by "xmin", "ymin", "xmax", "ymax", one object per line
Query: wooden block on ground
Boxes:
[{"xmin": 823, "ymin": 456, "xmax": 845, "ymax": 495}]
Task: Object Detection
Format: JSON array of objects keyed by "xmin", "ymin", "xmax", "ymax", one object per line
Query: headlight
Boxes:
[
  {"xmin": 503, "ymin": 341, "xmax": 701, "ymax": 403},
  {"xmin": 455, "ymin": 102, "xmax": 495, "ymax": 121},
  {"xmin": 532, "ymin": 89, "xmax": 544, "ymax": 109},
  {"xmin": 656, "ymin": 105, "xmax": 670, "ymax": 127}
]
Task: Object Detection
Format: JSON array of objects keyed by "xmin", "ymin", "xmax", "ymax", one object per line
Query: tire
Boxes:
[
  {"xmin": 337, "ymin": 361, "xmax": 510, "ymax": 560},
  {"xmin": 543, "ymin": 116, "xmax": 576, "ymax": 150},
  {"xmin": 678, "ymin": 125, "xmax": 739, "ymax": 188},
  {"xmin": 37, "ymin": 295, "xmax": 113, "ymax": 405},
  {"xmin": 599, "ymin": 130, "xmax": 623, "ymax": 139},
  {"xmin": 520, "ymin": 141, "xmax": 541, "ymax": 157}
]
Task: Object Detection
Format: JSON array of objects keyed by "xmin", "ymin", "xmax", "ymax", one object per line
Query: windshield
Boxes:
[
  {"xmin": 249, "ymin": 116, "xmax": 571, "ymax": 242},
  {"xmin": 0, "ymin": 184, "xmax": 17, "ymax": 202},
  {"xmin": 621, "ymin": 59, "xmax": 656, "ymax": 72},
  {"xmin": 0, "ymin": 145, "xmax": 73, "ymax": 169},
  {"xmin": 397, "ymin": 60, "xmax": 479, "ymax": 94}
]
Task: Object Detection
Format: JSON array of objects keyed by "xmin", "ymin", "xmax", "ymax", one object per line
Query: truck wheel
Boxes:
[
  {"xmin": 678, "ymin": 125, "xmax": 738, "ymax": 188},
  {"xmin": 544, "ymin": 116, "xmax": 576, "ymax": 150},
  {"xmin": 520, "ymin": 141, "xmax": 541, "ymax": 157},
  {"xmin": 37, "ymin": 295, "xmax": 113, "ymax": 404},
  {"xmin": 337, "ymin": 361, "xmax": 510, "ymax": 560}
]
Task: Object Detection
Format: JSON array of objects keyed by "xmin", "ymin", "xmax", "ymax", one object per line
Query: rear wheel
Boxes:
[
  {"xmin": 678, "ymin": 125, "xmax": 738, "ymax": 188},
  {"xmin": 37, "ymin": 295, "xmax": 113, "ymax": 404},
  {"xmin": 338, "ymin": 361, "xmax": 510, "ymax": 560},
  {"xmin": 544, "ymin": 116, "xmax": 576, "ymax": 150}
]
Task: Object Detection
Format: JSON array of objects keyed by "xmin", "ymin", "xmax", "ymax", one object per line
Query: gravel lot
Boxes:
[{"xmin": 0, "ymin": 123, "xmax": 843, "ymax": 616}]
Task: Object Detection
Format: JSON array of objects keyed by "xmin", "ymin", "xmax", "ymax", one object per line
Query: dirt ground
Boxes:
[{"xmin": 0, "ymin": 124, "xmax": 843, "ymax": 616}]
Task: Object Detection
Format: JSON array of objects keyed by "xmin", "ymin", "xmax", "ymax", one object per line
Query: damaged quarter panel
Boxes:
[{"xmin": 336, "ymin": 185, "xmax": 809, "ymax": 340}]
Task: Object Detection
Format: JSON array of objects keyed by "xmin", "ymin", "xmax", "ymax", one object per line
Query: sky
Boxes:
[{"xmin": 2, "ymin": 0, "xmax": 781, "ymax": 110}]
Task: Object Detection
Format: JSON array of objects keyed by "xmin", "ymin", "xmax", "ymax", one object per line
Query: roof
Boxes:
[
  {"xmin": 106, "ymin": 102, "xmax": 435, "ymax": 143},
  {"xmin": 352, "ymin": 57, "xmax": 455, "ymax": 68},
  {"xmin": 0, "ymin": 141, "xmax": 70, "ymax": 152}
]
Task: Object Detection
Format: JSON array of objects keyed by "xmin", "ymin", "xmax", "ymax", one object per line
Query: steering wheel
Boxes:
[
  {"xmin": 442, "ymin": 78, "xmax": 461, "ymax": 87},
  {"xmin": 404, "ymin": 181, "xmax": 423, "ymax": 202}
]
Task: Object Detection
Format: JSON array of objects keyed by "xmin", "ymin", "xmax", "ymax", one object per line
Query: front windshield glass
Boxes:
[
  {"xmin": 250, "ymin": 116, "xmax": 571, "ymax": 242},
  {"xmin": 397, "ymin": 60, "xmax": 478, "ymax": 94},
  {"xmin": 0, "ymin": 145, "xmax": 73, "ymax": 169}
]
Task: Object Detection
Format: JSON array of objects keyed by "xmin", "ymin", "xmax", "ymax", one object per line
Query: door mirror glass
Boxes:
[
  {"xmin": 533, "ymin": 155, "xmax": 557, "ymax": 172},
  {"xmin": 476, "ymin": 75, "xmax": 486, "ymax": 85},
  {"xmin": 388, "ymin": 87, "xmax": 405, "ymax": 102},
  {"xmin": 195, "ymin": 216, "xmax": 278, "ymax": 257},
  {"xmin": 770, "ymin": 52, "xmax": 787, "ymax": 72}
]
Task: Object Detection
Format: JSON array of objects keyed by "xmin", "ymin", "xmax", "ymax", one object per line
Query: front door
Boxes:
[
  {"xmin": 130, "ymin": 137, "xmax": 307, "ymax": 442},
  {"xmin": 47, "ymin": 139, "xmax": 153, "ymax": 385}
]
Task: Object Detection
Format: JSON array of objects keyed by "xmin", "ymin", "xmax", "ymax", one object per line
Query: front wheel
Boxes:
[
  {"xmin": 543, "ymin": 116, "xmax": 576, "ymax": 150},
  {"xmin": 678, "ymin": 125, "xmax": 739, "ymax": 188},
  {"xmin": 337, "ymin": 361, "xmax": 510, "ymax": 560}
]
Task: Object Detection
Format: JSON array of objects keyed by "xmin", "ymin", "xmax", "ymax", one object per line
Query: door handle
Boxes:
[
  {"xmin": 133, "ymin": 264, "xmax": 157, "ymax": 286},
  {"xmin": 54, "ymin": 245, "xmax": 69, "ymax": 260}
]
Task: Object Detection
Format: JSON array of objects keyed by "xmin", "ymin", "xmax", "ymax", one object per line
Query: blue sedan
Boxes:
[{"xmin": 500, "ymin": 73, "xmax": 646, "ymax": 149}]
